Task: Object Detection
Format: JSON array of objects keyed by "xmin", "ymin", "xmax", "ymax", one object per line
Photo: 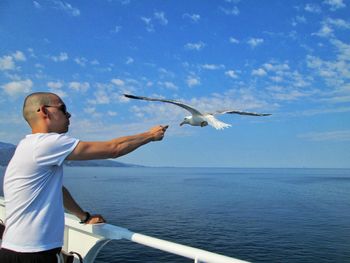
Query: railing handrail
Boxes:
[{"xmin": 0, "ymin": 196, "xmax": 249, "ymax": 263}]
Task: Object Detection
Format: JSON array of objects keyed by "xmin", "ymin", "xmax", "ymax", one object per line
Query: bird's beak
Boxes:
[{"xmin": 179, "ymin": 121, "xmax": 185, "ymax": 126}]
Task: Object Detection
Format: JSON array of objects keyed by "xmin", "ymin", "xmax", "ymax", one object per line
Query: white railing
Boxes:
[{"xmin": 0, "ymin": 197, "xmax": 249, "ymax": 263}]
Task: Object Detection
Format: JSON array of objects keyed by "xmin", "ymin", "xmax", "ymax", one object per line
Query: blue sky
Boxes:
[{"xmin": 0, "ymin": 0, "xmax": 349, "ymax": 168}]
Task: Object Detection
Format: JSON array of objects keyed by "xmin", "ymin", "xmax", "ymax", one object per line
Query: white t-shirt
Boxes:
[{"xmin": 2, "ymin": 133, "xmax": 79, "ymax": 252}]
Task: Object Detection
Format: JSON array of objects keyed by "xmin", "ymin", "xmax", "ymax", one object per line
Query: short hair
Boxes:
[{"xmin": 23, "ymin": 92, "xmax": 56, "ymax": 126}]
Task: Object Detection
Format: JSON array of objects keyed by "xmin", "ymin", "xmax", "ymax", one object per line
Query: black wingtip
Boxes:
[{"xmin": 124, "ymin": 94, "xmax": 138, "ymax": 99}]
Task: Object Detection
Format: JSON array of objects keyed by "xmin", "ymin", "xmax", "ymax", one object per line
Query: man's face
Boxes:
[{"xmin": 47, "ymin": 95, "xmax": 71, "ymax": 133}]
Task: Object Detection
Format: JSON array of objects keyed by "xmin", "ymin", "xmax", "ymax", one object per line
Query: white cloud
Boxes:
[
  {"xmin": 271, "ymin": 89, "xmax": 310, "ymax": 101},
  {"xmin": 299, "ymin": 130, "xmax": 350, "ymax": 141},
  {"xmin": 90, "ymin": 90, "xmax": 111, "ymax": 105},
  {"xmin": 229, "ymin": 37, "xmax": 239, "ymax": 44},
  {"xmin": 33, "ymin": 1, "xmax": 42, "ymax": 8},
  {"xmin": 323, "ymin": 0, "xmax": 346, "ymax": 11},
  {"xmin": 184, "ymin": 41, "xmax": 205, "ymax": 51},
  {"xmin": 326, "ymin": 18, "xmax": 350, "ymax": 29},
  {"xmin": 107, "ymin": 111, "xmax": 118, "ymax": 116},
  {"xmin": 331, "ymin": 39, "xmax": 350, "ymax": 61},
  {"xmin": 247, "ymin": 38, "xmax": 264, "ymax": 48},
  {"xmin": 307, "ymin": 38, "xmax": 350, "ymax": 88},
  {"xmin": 126, "ymin": 57, "xmax": 134, "ymax": 65},
  {"xmin": 252, "ymin": 68, "xmax": 267, "ymax": 76},
  {"xmin": 2, "ymin": 79, "xmax": 33, "ymax": 96},
  {"xmin": 141, "ymin": 17, "xmax": 154, "ymax": 32},
  {"xmin": 12, "ymin": 51, "xmax": 26, "ymax": 61},
  {"xmin": 51, "ymin": 52, "xmax": 68, "ymax": 62},
  {"xmin": 219, "ymin": 6, "xmax": 240, "ymax": 15},
  {"xmin": 183, "ymin": 13, "xmax": 200, "ymax": 23},
  {"xmin": 263, "ymin": 62, "xmax": 290, "ymax": 72},
  {"xmin": 69, "ymin": 81, "xmax": 90, "ymax": 92},
  {"xmin": 225, "ymin": 70, "xmax": 239, "ymax": 79},
  {"xmin": 292, "ymin": 16, "xmax": 307, "ymax": 27},
  {"xmin": 158, "ymin": 81, "xmax": 178, "ymax": 90},
  {"xmin": 186, "ymin": 76, "xmax": 200, "ymax": 87},
  {"xmin": 111, "ymin": 78, "xmax": 125, "ymax": 86},
  {"xmin": 314, "ymin": 24, "xmax": 334, "ymax": 37},
  {"xmin": 90, "ymin": 59, "xmax": 99, "ymax": 65},
  {"xmin": 0, "ymin": 56, "xmax": 15, "ymax": 71},
  {"xmin": 201, "ymin": 64, "xmax": 224, "ymax": 70},
  {"xmin": 0, "ymin": 51, "xmax": 26, "ymax": 71},
  {"xmin": 74, "ymin": 57, "xmax": 88, "ymax": 66},
  {"xmin": 51, "ymin": 0, "xmax": 81, "ymax": 16},
  {"xmin": 47, "ymin": 81, "xmax": 63, "ymax": 89},
  {"xmin": 304, "ymin": 3, "xmax": 322, "ymax": 13},
  {"xmin": 154, "ymin": 11, "xmax": 168, "ymax": 25},
  {"xmin": 111, "ymin": 25, "xmax": 122, "ymax": 33}
]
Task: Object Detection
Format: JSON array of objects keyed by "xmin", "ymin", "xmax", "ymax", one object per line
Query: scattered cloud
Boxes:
[
  {"xmin": 111, "ymin": 25, "xmax": 122, "ymax": 33},
  {"xmin": 247, "ymin": 38, "xmax": 264, "ymax": 48},
  {"xmin": 323, "ymin": 0, "xmax": 346, "ymax": 11},
  {"xmin": 158, "ymin": 81, "xmax": 178, "ymax": 90},
  {"xmin": 69, "ymin": 81, "xmax": 90, "ymax": 92},
  {"xmin": 126, "ymin": 57, "xmax": 134, "ymax": 65},
  {"xmin": 12, "ymin": 51, "xmax": 26, "ymax": 61},
  {"xmin": 186, "ymin": 76, "xmax": 200, "ymax": 87},
  {"xmin": 225, "ymin": 70, "xmax": 239, "ymax": 79},
  {"xmin": 74, "ymin": 57, "xmax": 88, "ymax": 66},
  {"xmin": 2, "ymin": 79, "xmax": 33, "ymax": 96},
  {"xmin": 219, "ymin": 6, "xmax": 240, "ymax": 15},
  {"xmin": 252, "ymin": 68, "xmax": 267, "ymax": 76},
  {"xmin": 304, "ymin": 3, "xmax": 322, "ymax": 13},
  {"xmin": 51, "ymin": 52, "xmax": 68, "ymax": 62},
  {"xmin": 47, "ymin": 81, "xmax": 64, "ymax": 89},
  {"xmin": 154, "ymin": 11, "xmax": 168, "ymax": 25},
  {"xmin": 229, "ymin": 37, "xmax": 239, "ymax": 44},
  {"xmin": 184, "ymin": 41, "xmax": 205, "ymax": 51},
  {"xmin": 107, "ymin": 111, "xmax": 118, "ymax": 116},
  {"xmin": 0, "ymin": 56, "xmax": 15, "ymax": 71},
  {"xmin": 111, "ymin": 78, "xmax": 125, "ymax": 86},
  {"xmin": 313, "ymin": 24, "xmax": 334, "ymax": 37},
  {"xmin": 33, "ymin": 1, "xmax": 42, "ymax": 9},
  {"xmin": 0, "ymin": 51, "xmax": 26, "ymax": 71},
  {"xmin": 183, "ymin": 13, "xmax": 200, "ymax": 23},
  {"xmin": 292, "ymin": 16, "xmax": 307, "ymax": 27},
  {"xmin": 299, "ymin": 130, "xmax": 350, "ymax": 141},
  {"xmin": 141, "ymin": 17, "xmax": 154, "ymax": 32},
  {"xmin": 50, "ymin": 0, "xmax": 81, "ymax": 16},
  {"xmin": 201, "ymin": 64, "xmax": 224, "ymax": 70},
  {"xmin": 141, "ymin": 11, "xmax": 168, "ymax": 32}
]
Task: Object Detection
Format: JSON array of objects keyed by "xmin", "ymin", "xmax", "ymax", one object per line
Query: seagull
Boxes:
[{"xmin": 124, "ymin": 94, "xmax": 271, "ymax": 130}]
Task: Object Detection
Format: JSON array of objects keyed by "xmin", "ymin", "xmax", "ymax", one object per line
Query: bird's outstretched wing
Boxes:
[
  {"xmin": 124, "ymin": 94, "xmax": 203, "ymax": 115},
  {"xmin": 212, "ymin": 110, "xmax": 271, "ymax": 117},
  {"xmin": 204, "ymin": 115, "xmax": 231, "ymax": 130}
]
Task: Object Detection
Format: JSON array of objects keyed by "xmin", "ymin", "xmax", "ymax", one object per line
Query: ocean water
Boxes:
[{"xmin": 1, "ymin": 167, "xmax": 350, "ymax": 262}]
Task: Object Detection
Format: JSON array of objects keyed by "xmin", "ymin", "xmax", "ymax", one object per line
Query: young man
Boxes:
[{"xmin": 0, "ymin": 92, "xmax": 168, "ymax": 262}]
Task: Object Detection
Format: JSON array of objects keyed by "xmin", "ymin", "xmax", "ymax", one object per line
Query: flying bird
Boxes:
[{"xmin": 124, "ymin": 94, "xmax": 271, "ymax": 130}]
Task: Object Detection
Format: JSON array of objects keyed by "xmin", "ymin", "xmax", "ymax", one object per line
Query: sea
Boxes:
[{"xmin": 1, "ymin": 167, "xmax": 350, "ymax": 262}]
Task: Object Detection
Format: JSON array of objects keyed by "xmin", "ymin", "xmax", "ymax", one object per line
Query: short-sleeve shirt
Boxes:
[{"xmin": 2, "ymin": 133, "xmax": 79, "ymax": 252}]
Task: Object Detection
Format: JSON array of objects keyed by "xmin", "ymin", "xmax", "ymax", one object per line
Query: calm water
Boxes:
[{"xmin": 1, "ymin": 167, "xmax": 350, "ymax": 262}]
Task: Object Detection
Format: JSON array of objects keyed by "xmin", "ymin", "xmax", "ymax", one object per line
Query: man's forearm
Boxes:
[
  {"xmin": 109, "ymin": 131, "xmax": 153, "ymax": 158},
  {"xmin": 67, "ymin": 125, "xmax": 168, "ymax": 161},
  {"xmin": 62, "ymin": 186, "xmax": 86, "ymax": 221}
]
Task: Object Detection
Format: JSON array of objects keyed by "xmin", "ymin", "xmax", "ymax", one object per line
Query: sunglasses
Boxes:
[{"xmin": 37, "ymin": 104, "xmax": 68, "ymax": 115}]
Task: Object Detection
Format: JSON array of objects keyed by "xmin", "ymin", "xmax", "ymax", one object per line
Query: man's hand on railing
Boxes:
[{"xmin": 86, "ymin": 214, "xmax": 106, "ymax": 224}]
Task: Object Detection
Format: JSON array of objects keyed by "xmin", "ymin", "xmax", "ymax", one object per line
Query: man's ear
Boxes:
[{"xmin": 37, "ymin": 106, "xmax": 49, "ymax": 117}]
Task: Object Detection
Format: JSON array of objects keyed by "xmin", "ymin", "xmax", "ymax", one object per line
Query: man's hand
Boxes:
[
  {"xmin": 86, "ymin": 214, "xmax": 106, "ymax": 224},
  {"xmin": 150, "ymin": 125, "xmax": 169, "ymax": 141}
]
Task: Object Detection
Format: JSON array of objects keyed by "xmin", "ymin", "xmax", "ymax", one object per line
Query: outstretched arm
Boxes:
[
  {"xmin": 62, "ymin": 186, "xmax": 105, "ymax": 224},
  {"xmin": 67, "ymin": 125, "xmax": 168, "ymax": 161}
]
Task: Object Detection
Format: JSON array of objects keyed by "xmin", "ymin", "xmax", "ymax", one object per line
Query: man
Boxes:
[{"xmin": 0, "ymin": 92, "xmax": 168, "ymax": 262}]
